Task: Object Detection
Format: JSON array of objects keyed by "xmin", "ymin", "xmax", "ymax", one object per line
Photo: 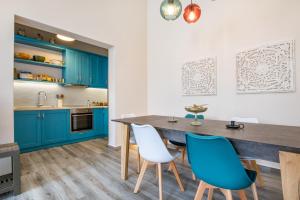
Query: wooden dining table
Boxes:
[{"xmin": 112, "ymin": 115, "xmax": 300, "ymax": 200}]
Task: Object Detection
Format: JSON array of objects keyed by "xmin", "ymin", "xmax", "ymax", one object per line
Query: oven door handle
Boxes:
[{"xmin": 72, "ymin": 114, "xmax": 93, "ymax": 117}]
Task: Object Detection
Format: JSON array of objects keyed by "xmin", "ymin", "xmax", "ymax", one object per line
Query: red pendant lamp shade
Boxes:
[{"xmin": 183, "ymin": 3, "xmax": 201, "ymax": 24}]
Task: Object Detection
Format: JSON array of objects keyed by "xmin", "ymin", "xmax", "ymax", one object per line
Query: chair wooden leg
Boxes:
[
  {"xmin": 207, "ymin": 188, "xmax": 214, "ymax": 200},
  {"xmin": 136, "ymin": 147, "xmax": 141, "ymax": 174},
  {"xmin": 192, "ymin": 172, "xmax": 196, "ymax": 181},
  {"xmin": 158, "ymin": 163, "xmax": 163, "ymax": 200},
  {"xmin": 156, "ymin": 164, "xmax": 159, "ymax": 179},
  {"xmin": 194, "ymin": 181, "xmax": 207, "ymax": 200},
  {"xmin": 168, "ymin": 163, "xmax": 172, "ymax": 171},
  {"xmin": 134, "ymin": 160, "xmax": 148, "ymax": 193},
  {"xmin": 250, "ymin": 160, "xmax": 264, "ymax": 187},
  {"xmin": 170, "ymin": 161, "xmax": 184, "ymax": 192},
  {"xmin": 181, "ymin": 147, "xmax": 186, "ymax": 164},
  {"xmin": 251, "ymin": 183, "xmax": 259, "ymax": 200},
  {"xmin": 242, "ymin": 160, "xmax": 252, "ymax": 169},
  {"xmin": 237, "ymin": 190, "xmax": 247, "ymax": 200},
  {"xmin": 220, "ymin": 189, "xmax": 233, "ymax": 200}
]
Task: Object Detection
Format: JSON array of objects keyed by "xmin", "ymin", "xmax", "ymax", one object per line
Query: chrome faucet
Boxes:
[{"xmin": 37, "ymin": 91, "xmax": 47, "ymax": 107}]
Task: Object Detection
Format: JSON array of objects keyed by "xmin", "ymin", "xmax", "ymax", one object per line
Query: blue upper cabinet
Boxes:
[
  {"xmin": 42, "ymin": 110, "xmax": 68, "ymax": 145},
  {"xmin": 90, "ymin": 55, "xmax": 108, "ymax": 89},
  {"xmin": 90, "ymin": 54, "xmax": 101, "ymax": 88},
  {"xmin": 14, "ymin": 111, "xmax": 42, "ymax": 149},
  {"xmin": 64, "ymin": 48, "xmax": 108, "ymax": 88},
  {"xmin": 64, "ymin": 49, "xmax": 80, "ymax": 84},
  {"xmin": 101, "ymin": 56, "xmax": 108, "ymax": 89},
  {"xmin": 64, "ymin": 49, "xmax": 90, "ymax": 86}
]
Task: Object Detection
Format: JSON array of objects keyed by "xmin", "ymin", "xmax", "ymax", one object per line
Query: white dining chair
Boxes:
[
  {"xmin": 231, "ymin": 117, "xmax": 264, "ymax": 187},
  {"xmin": 121, "ymin": 114, "xmax": 141, "ymax": 173},
  {"xmin": 131, "ymin": 124, "xmax": 184, "ymax": 200}
]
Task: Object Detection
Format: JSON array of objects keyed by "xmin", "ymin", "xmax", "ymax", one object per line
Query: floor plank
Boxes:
[{"xmin": 1, "ymin": 139, "xmax": 283, "ymax": 200}]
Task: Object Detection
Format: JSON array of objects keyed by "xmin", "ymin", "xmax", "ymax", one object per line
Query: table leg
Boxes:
[
  {"xmin": 121, "ymin": 124, "xmax": 130, "ymax": 180},
  {"xmin": 279, "ymin": 151, "xmax": 300, "ymax": 200}
]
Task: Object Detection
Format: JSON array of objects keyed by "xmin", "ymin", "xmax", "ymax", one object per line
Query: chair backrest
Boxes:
[
  {"xmin": 131, "ymin": 124, "xmax": 173, "ymax": 163},
  {"xmin": 185, "ymin": 114, "xmax": 204, "ymax": 120},
  {"xmin": 231, "ymin": 117, "xmax": 259, "ymax": 124},
  {"xmin": 186, "ymin": 133, "xmax": 254, "ymax": 190}
]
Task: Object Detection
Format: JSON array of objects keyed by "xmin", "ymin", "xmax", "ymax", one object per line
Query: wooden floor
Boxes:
[{"xmin": 2, "ymin": 139, "xmax": 283, "ymax": 200}]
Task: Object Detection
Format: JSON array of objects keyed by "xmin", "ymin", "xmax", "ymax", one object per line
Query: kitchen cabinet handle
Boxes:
[
  {"xmin": 42, "ymin": 113, "xmax": 45, "ymax": 119},
  {"xmin": 37, "ymin": 113, "xmax": 41, "ymax": 118}
]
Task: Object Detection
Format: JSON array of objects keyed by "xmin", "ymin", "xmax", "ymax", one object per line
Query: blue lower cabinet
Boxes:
[
  {"xmin": 14, "ymin": 111, "xmax": 42, "ymax": 150},
  {"xmin": 102, "ymin": 108, "xmax": 108, "ymax": 135},
  {"xmin": 14, "ymin": 108, "xmax": 108, "ymax": 152},
  {"xmin": 94, "ymin": 108, "xmax": 108, "ymax": 136},
  {"xmin": 42, "ymin": 110, "xmax": 68, "ymax": 145}
]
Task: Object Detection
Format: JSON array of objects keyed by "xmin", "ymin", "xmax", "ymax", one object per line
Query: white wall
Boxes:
[
  {"xmin": 0, "ymin": 0, "xmax": 147, "ymax": 147},
  {"xmin": 147, "ymin": 0, "xmax": 300, "ymax": 126}
]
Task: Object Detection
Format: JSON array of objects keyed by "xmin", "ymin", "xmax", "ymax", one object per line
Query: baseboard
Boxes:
[{"xmin": 107, "ymin": 144, "xmax": 121, "ymax": 150}]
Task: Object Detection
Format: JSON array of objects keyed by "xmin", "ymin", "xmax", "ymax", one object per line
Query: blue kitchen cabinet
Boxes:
[
  {"xmin": 14, "ymin": 111, "xmax": 42, "ymax": 149},
  {"xmin": 78, "ymin": 51, "xmax": 92, "ymax": 86},
  {"xmin": 90, "ymin": 55, "xmax": 102, "ymax": 88},
  {"xmin": 101, "ymin": 57, "xmax": 108, "ymax": 89},
  {"xmin": 14, "ymin": 108, "xmax": 108, "ymax": 152},
  {"xmin": 102, "ymin": 108, "xmax": 109, "ymax": 135},
  {"xmin": 93, "ymin": 108, "xmax": 108, "ymax": 136},
  {"xmin": 90, "ymin": 55, "xmax": 108, "ymax": 89},
  {"xmin": 64, "ymin": 49, "xmax": 80, "ymax": 84},
  {"xmin": 64, "ymin": 48, "xmax": 108, "ymax": 88},
  {"xmin": 64, "ymin": 49, "xmax": 91, "ymax": 86},
  {"xmin": 42, "ymin": 110, "xmax": 68, "ymax": 145}
]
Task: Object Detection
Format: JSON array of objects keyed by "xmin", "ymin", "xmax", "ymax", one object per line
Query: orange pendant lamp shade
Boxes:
[{"xmin": 183, "ymin": 3, "xmax": 201, "ymax": 24}]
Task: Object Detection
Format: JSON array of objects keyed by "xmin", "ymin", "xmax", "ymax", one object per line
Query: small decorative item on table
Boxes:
[
  {"xmin": 185, "ymin": 104, "xmax": 207, "ymax": 126},
  {"xmin": 168, "ymin": 116, "xmax": 178, "ymax": 123}
]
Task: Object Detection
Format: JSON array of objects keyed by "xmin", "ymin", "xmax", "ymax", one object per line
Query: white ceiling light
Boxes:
[{"xmin": 56, "ymin": 34, "xmax": 75, "ymax": 42}]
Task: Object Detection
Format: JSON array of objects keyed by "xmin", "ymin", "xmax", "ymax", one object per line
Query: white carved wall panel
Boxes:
[
  {"xmin": 236, "ymin": 41, "xmax": 296, "ymax": 94},
  {"xmin": 182, "ymin": 58, "xmax": 217, "ymax": 96}
]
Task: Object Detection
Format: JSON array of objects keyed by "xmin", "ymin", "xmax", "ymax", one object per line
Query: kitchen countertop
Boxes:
[{"xmin": 14, "ymin": 105, "xmax": 108, "ymax": 111}]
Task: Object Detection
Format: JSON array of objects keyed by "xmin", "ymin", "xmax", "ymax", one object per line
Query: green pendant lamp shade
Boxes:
[{"xmin": 160, "ymin": 0, "xmax": 182, "ymax": 21}]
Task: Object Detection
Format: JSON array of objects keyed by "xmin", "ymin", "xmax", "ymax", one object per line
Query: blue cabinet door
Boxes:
[
  {"xmin": 93, "ymin": 108, "xmax": 108, "ymax": 136},
  {"xmin": 14, "ymin": 111, "xmax": 41, "ymax": 150},
  {"xmin": 102, "ymin": 108, "xmax": 108, "ymax": 136},
  {"xmin": 64, "ymin": 49, "xmax": 92, "ymax": 86},
  {"xmin": 77, "ymin": 51, "xmax": 88, "ymax": 85},
  {"xmin": 90, "ymin": 55, "xmax": 101, "ymax": 88},
  {"xmin": 42, "ymin": 110, "xmax": 68, "ymax": 145},
  {"xmin": 64, "ymin": 49, "xmax": 79, "ymax": 84},
  {"xmin": 100, "ymin": 57, "xmax": 108, "ymax": 89},
  {"xmin": 93, "ymin": 108, "xmax": 103, "ymax": 136}
]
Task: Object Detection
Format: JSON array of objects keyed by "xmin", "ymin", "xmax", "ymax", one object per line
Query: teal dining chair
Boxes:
[
  {"xmin": 169, "ymin": 114, "xmax": 204, "ymax": 163},
  {"xmin": 186, "ymin": 133, "xmax": 258, "ymax": 200}
]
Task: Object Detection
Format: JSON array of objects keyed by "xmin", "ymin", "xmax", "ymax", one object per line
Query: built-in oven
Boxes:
[{"xmin": 71, "ymin": 108, "xmax": 93, "ymax": 132}]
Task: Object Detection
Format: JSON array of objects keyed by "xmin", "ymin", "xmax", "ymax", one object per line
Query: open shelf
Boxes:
[
  {"xmin": 15, "ymin": 35, "xmax": 66, "ymax": 52},
  {"xmin": 14, "ymin": 58, "xmax": 65, "ymax": 69},
  {"xmin": 14, "ymin": 79, "xmax": 64, "ymax": 85}
]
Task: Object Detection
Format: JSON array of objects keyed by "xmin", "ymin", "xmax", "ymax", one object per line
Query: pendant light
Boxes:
[
  {"xmin": 183, "ymin": 0, "xmax": 201, "ymax": 24},
  {"xmin": 160, "ymin": 0, "xmax": 182, "ymax": 21}
]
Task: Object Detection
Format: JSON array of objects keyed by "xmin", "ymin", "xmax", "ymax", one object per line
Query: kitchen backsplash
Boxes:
[{"xmin": 14, "ymin": 81, "xmax": 107, "ymax": 106}]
